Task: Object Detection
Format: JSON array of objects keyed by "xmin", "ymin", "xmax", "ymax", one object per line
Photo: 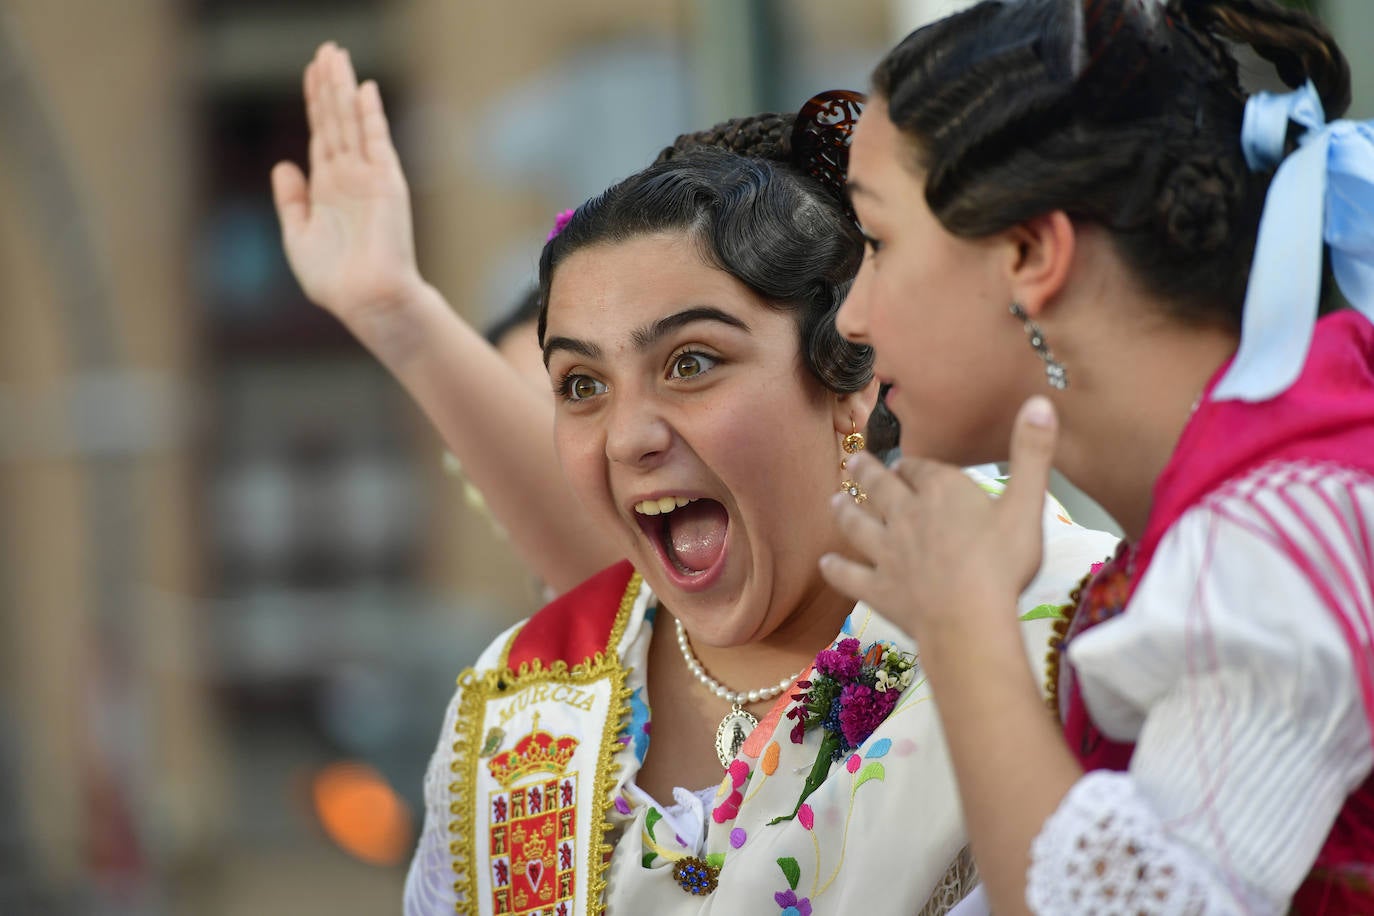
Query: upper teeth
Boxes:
[{"xmin": 634, "ymin": 496, "xmax": 698, "ymax": 516}]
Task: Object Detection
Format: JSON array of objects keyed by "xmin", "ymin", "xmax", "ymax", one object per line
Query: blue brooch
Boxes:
[{"xmin": 672, "ymin": 856, "xmax": 719, "ymax": 895}]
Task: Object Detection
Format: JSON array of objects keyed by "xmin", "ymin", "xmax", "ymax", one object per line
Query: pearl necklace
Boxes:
[{"xmin": 674, "ymin": 618, "xmax": 804, "ymax": 767}]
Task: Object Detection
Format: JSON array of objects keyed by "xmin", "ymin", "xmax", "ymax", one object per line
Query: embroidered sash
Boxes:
[{"xmin": 445, "ymin": 562, "xmax": 640, "ymax": 915}]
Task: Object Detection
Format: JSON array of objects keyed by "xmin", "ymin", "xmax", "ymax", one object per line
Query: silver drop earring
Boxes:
[{"xmin": 1009, "ymin": 302, "xmax": 1068, "ymax": 390}]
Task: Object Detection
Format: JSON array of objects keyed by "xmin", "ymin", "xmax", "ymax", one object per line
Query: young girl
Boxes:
[
  {"xmin": 273, "ymin": 46, "xmax": 1115, "ymax": 914},
  {"xmin": 828, "ymin": 1, "xmax": 1374, "ymax": 913}
]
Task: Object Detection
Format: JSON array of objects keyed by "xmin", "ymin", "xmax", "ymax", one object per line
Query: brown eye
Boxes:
[
  {"xmin": 566, "ymin": 375, "xmax": 606, "ymax": 401},
  {"xmin": 670, "ymin": 352, "xmax": 716, "ymax": 380}
]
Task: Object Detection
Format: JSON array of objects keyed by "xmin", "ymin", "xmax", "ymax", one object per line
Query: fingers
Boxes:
[
  {"xmin": 331, "ymin": 47, "xmax": 363, "ymax": 155},
  {"xmin": 891, "ymin": 455, "xmax": 939, "ymax": 492},
  {"xmin": 357, "ymin": 80, "xmax": 398, "ymax": 168},
  {"xmin": 1000, "ymin": 396, "xmax": 1058, "ymax": 530},
  {"xmin": 306, "ymin": 43, "xmax": 375, "ymax": 168},
  {"xmin": 831, "ymin": 490, "xmax": 889, "ymax": 564},
  {"xmin": 270, "ymin": 161, "xmax": 309, "ymax": 234},
  {"xmin": 319, "ymin": 45, "xmax": 345, "ymax": 156},
  {"xmin": 819, "ymin": 552, "xmax": 876, "ymax": 604},
  {"xmin": 312, "ymin": 43, "xmax": 349, "ymax": 159},
  {"xmin": 844, "ymin": 451, "xmax": 920, "ymax": 524},
  {"xmin": 305, "ymin": 46, "xmax": 329, "ymax": 169}
]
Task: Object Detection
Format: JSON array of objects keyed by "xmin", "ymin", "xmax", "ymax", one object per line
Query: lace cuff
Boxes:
[{"xmin": 1026, "ymin": 772, "xmax": 1267, "ymax": 915}]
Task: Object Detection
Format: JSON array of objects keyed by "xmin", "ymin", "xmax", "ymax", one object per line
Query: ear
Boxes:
[
  {"xmin": 1005, "ymin": 211, "xmax": 1075, "ymax": 320},
  {"xmin": 832, "ymin": 376, "xmax": 882, "ymax": 436}
]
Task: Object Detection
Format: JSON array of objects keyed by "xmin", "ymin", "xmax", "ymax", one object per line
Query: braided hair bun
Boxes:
[
  {"xmin": 1155, "ymin": 156, "xmax": 1245, "ymax": 253},
  {"xmin": 654, "ymin": 113, "xmax": 795, "ymax": 166},
  {"xmin": 654, "ymin": 96, "xmax": 862, "ymax": 220}
]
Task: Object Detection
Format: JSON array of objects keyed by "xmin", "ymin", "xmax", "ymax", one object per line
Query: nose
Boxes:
[
  {"xmin": 604, "ymin": 390, "xmax": 673, "ymax": 469},
  {"xmin": 835, "ymin": 261, "xmax": 872, "ymax": 343}
]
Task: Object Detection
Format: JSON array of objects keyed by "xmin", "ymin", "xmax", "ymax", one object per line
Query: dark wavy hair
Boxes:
[
  {"xmin": 873, "ymin": 0, "xmax": 1349, "ymax": 328},
  {"xmin": 538, "ymin": 115, "xmax": 899, "ymax": 452}
]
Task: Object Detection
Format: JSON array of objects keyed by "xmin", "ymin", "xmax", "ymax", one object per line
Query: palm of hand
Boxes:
[
  {"xmin": 273, "ymin": 44, "xmax": 422, "ymax": 322},
  {"xmin": 286, "ymin": 155, "xmax": 417, "ymax": 318}
]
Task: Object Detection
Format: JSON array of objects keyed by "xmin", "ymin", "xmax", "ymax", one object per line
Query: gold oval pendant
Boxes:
[{"xmin": 714, "ymin": 705, "xmax": 758, "ymax": 767}]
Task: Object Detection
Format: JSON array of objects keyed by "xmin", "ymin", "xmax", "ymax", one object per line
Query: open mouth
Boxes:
[{"xmin": 633, "ymin": 495, "xmax": 730, "ymax": 588}]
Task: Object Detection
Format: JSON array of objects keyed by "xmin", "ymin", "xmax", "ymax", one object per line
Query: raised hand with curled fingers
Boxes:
[
  {"xmin": 820, "ymin": 397, "xmax": 1060, "ymax": 642},
  {"xmin": 271, "ymin": 42, "xmax": 424, "ymax": 326}
]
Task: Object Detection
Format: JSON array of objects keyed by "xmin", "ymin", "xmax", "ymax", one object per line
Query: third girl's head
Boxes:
[
  {"xmin": 838, "ymin": 0, "xmax": 1349, "ymax": 465},
  {"xmin": 537, "ymin": 126, "xmax": 880, "ymax": 647}
]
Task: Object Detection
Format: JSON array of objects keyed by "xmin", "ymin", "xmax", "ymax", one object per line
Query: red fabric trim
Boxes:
[
  {"xmin": 1136, "ymin": 311, "xmax": 1374, "ymax": 575},
  {"xmin": 506, "ymin": 561, "xmax": 636, "ymax": 671}
]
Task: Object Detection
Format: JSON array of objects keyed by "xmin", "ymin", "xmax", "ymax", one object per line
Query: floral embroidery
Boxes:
[
  {"xmin": 774, "ymin": 889, "xmax": 813, "ymax": 915},
  {"xmin": 624, "ymin": 686, "xmax": 651, "ymax": 764},
  {"xmin": 770, "ymin": 638, "xmax": 916, "ymax": 825},
  {"xmin": 761, "ymin": 740, "xmax": 781, "ymax": 775},
  {"xmin": 641, "ymin": 807, "xmax": 665, "ymax": 867},
  {"xmin": 712, "ymin": 759, "xmax": 751, "ymax": 824},
  {"xmin": 775, "ymin": 857, "xmax": 813, "ymax": 914}
]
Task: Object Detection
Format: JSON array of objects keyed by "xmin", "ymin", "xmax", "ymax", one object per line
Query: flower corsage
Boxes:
[{"xmin": 770, "ymin": 637, "xmax": 917, "ymax": 825}]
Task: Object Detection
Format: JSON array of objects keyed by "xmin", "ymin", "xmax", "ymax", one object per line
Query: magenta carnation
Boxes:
[
  {"xmin": 813, "ymin": 638, "xmax": 862, "ymax": 679},
  {"xmin": 837, "ymin": 681, "xmax": 898, "ymax": 748}
]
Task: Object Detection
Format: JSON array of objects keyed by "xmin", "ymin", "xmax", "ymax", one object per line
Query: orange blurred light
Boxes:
[{"xmin": 311, "ymin": 760, "xmax": 414, "ymax": 866}]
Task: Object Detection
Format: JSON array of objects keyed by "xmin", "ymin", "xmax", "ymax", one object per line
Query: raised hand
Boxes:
[
  {"xmin": 820, "ymin": 397, "xmax": 1060, "ymax": 639},
  {"xmin": 271, "ymin": 43, "xmax": 424, "ymax": 326}
]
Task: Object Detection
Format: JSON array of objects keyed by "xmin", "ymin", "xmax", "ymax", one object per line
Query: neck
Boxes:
[
  {"xmin": 1053, "ymin": 318, "xmax": 1237, "ymax": 542},
  {"xmin": 664, "ymin": 580, "xmax": 852, "ymax": 697}
]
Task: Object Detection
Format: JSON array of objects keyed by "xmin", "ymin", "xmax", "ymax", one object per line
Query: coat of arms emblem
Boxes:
[{"xmin": 486, "ymin": 714, "xmax": 580, "ymax": 915}]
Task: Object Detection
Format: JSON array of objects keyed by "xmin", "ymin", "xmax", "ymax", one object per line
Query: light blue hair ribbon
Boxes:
[{"xmin": 1212, "ymin": 80, "xmax": 1374, "ymax": 402}]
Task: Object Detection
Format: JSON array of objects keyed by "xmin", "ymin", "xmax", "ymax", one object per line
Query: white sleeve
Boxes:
[
  {"xmin": 1028, "ymin": 464, "xmax": 1374, "ymax": 914},
  {"xmin": 404, "ymin": 685, "xmax": 465, "ymax": 916},
  {"xmin": 404, "ymin": 622, "xmax": 524, "ymax": 916}
]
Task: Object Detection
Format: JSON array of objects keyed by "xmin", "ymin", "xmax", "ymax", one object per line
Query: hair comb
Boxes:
[{"xmin": 790, "ymin": 89, "xmax": 866, "ymax": 216}]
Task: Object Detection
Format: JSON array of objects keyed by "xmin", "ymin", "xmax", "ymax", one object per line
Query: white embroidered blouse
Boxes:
[
  {"xmin": 1027, "ymin": 462, "xmax": 1374, "ymax": 914},
  {"xmin": 405, "ymin": 477, "xmax": 1117, "ymax": 915}
]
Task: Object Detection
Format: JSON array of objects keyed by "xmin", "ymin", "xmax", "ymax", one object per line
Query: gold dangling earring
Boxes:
[{"xmin": 839, "ymin": 420, "xmax": 868, "ymax": 504}]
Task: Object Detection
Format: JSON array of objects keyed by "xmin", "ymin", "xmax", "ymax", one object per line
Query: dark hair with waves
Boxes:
[
  {"xmin": 873, "ymin": 0, "xmax": 1349, "ymax": 328},
  {"xmin": 538, "ymin": 116, "xmax": 898, "ymax": 452}
]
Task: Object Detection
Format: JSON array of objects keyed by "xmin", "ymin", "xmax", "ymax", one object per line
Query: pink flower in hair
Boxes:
[{"xmin": 546, "ymin": 208, "xmax": 576, "ymax": 242}]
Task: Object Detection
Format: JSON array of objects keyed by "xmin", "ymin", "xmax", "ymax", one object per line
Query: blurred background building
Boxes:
[
  {"xmin": 0, "ymin": 1, "xmax": 1366, "ymax": 913},
  {"xmin": 0, "ymin": 1, "xmax": 886, "ymax": 913}
]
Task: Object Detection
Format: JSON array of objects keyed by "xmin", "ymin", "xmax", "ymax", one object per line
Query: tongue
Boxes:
[{"xmin": 665, "ymin": 500, "xmax": 728, "ymax": 573}]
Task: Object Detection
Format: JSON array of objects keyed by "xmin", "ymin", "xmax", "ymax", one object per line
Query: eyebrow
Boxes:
[
  {"xmin": 543, "ymin": 335, "xmax": 601, "ymax": 367},
  {"xmin": 542, "ymin": 306, "xmax": 750, "ymax": 366},
  {"xmin": 632, "ymin": 306, "xmax": 750, "ymax": 348}
]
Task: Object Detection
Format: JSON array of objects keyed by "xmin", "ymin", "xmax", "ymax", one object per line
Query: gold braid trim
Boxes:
[
  {"xmin": 1043, "ymin": 573, "xmax": 1091, "ymax": 722},
  {"xmin": 446, "ymin": 572, "xmax": 643, "ymax": 914}
]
